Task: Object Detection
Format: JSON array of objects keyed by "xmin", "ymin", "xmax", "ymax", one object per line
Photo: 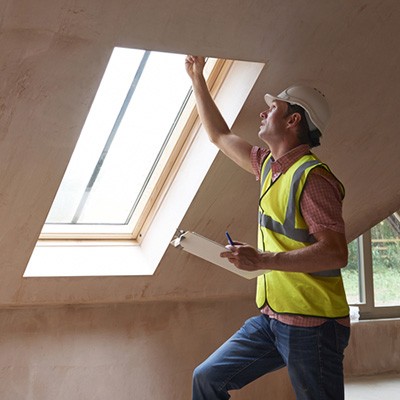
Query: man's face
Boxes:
[{"xmin": 258, "ymin": 100, "xmax": 289, "ymax": 142}]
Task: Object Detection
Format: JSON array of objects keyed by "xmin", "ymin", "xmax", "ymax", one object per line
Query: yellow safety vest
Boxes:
[{"xmin": 256, "ymin": 152, "xmax": 349, "ymax": 318}]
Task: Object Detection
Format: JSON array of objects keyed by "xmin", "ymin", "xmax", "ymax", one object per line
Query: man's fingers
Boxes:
[
  {"xmin": 221, "ymin": 250, "xmax": 235, "ymax": 258},
  {"xmin": 185, "ymin": 55, "xmax": 194, "ymax": 63}
]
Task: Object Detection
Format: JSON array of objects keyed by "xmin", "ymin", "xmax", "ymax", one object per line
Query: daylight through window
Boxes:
[
  {"xmin": 342, "ymin": 212, "xmax": 400, "ymax": 319},
  {"xmin": 42, "ymin": 49, "xmax": 220, "ymax": 239}
]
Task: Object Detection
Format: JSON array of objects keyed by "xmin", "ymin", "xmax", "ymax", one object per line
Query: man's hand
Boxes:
[
  {"xmin": 221, "ymin": 243, "xmax": 269, "ymax": 271},
  {"xmin": 220, "ymin": 229, "xmax": 349, "ymax": 274},
  {"xmin": 185, "ymin": 55, "xmax": 206, "ymax": 80}
]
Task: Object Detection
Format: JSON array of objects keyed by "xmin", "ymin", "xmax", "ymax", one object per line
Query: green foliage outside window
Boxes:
[
  {"xmin": 342, "ymin": 239, "xmax": 360, "ymax": 304},
  {"xmin": 342, "ymin": 215, "xmax": 400, "ymax": 307},
  {"xmin": 371, "ymin": 218, "xmax": 400, "ymax": 306}
]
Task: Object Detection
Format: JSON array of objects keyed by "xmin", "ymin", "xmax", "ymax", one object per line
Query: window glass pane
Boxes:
[
  {"xmin": 372, "ymin": 215, "xmax": 400, "ymax": 306},
  {"xmin": 342, "ymin": 238, "xmax": 361, "ymax": 304},
  {"xmin": 45, "ymin": 48, "xmax": 191, "ymax": 226}
]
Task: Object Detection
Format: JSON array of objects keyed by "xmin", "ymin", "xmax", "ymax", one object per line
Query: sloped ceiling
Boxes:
[{"xmin": 0, "ymin": 0, "xmax": 399, "ymax": 306}]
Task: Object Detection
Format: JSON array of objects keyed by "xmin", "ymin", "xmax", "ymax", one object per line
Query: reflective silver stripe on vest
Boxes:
[
  {"xmin": 259, "ymin": 159, "xmax": 320, "ymax": 243},
  {"xmin": 259, "ymin": 156, "xmax": 341, "ymax": 278},
  {"xmin": 258, "ymin": 212, "xmax": 314, "ymax": 243},
  {"xmin": 285, "ymin": 160, "xmax": 320, "ymax": 227}
]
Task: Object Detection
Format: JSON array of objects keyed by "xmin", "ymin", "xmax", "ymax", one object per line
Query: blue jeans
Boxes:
[{"xmin": 192, "ymin": 315, "xmax": 350, "ymax": 400}]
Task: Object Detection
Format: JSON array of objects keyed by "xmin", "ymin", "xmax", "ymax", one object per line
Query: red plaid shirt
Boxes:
[{"xmin": 251, "ymin": 144, "xmax": 350, "ymax": 327}]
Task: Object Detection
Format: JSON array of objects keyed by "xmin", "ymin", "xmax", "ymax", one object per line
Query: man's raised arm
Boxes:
[{"xmin": 185, "ymin": 55, "xmax": 254, "ymax": 174}]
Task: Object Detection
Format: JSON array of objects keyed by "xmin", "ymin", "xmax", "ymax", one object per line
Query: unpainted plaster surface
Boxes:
[
  {"xmin": 0, "ymin": 300, "xmax": 398, "ymax": 399},
  {"xmin": 0, "ymin": 0, "xmax": 399, "ymax": 306}
]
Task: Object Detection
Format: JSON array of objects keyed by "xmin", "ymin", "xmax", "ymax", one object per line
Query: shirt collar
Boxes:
[{"xmin": 271, "ymin": 144, "xmax": 311, "ymax": 175}]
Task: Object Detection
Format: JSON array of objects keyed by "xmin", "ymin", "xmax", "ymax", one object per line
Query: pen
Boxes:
[{"xmin": 225, "ymin": 231, "xmax": 234, "ymax": 246}]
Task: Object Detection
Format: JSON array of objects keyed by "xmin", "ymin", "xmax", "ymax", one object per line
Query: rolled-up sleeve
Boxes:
[
  {"xmin": 250, "ymin": 146, "xmax": 270, "ymax": 180},
  {"xmin": 301, "ymin": 167, "xmax": 345, "ymax": 235}
]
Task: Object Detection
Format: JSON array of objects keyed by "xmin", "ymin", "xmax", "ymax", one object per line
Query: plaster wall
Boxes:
[
  {"xmin": 344, "ymin": 318, "xmax": 400, "ymax": 377},
  {"xmin": 0, "ymin": 0, "xmax": 400, "ymax": 308},
  {"xmin": 0, "ymin": 300, "xmax": 398, "ymax": 400},
  {"xmin": 0, "ymin": 299, "xmax": 294, "ymax": 400}
]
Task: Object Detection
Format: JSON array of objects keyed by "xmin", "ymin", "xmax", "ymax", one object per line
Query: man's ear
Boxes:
[{"xmin": 286, "ymin": 112, "xmax": 301, "ymax": 128}]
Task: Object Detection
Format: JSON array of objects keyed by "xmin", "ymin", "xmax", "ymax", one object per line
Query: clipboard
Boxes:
[{"xmin": 171, "ymin": 231, "xmax": 268, "ymax": 279}]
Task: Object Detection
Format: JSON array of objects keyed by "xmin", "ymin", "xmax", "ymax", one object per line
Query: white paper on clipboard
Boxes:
[{"xmin": 171, "ymin": 231, "xmax": 268, "ymax": 279}]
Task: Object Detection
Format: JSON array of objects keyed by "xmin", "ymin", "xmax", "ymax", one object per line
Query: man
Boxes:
[{"xmin": 185, "ymin": 55, "xmax": 350, "ymax": 400}]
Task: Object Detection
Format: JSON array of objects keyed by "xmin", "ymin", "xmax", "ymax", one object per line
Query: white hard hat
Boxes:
[{"xmin": 264, "ymin": 85, "xmax": 331, "ymax": 133}]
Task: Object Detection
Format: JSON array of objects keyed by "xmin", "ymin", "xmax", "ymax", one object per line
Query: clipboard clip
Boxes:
[{"xmin": 171, "ymin": 229, "xmax": 187, "ymax": 248}]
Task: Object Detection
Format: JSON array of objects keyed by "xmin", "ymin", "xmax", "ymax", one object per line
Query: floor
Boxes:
[{"xmin": 345, "ymin": 373, "xmax": 400, "ymax": 399}]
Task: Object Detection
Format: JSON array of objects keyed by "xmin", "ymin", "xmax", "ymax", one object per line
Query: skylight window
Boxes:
[
  {"xmin": 42, "ymin": 48, "xmax": 217, "ymax": 239},
  {"xmin": 26, "ymin": 56, "xmax": 264, "ymax": 276}
]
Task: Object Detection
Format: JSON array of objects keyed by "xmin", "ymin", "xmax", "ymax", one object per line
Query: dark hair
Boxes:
[{"xmin": 285, "ymin": 103, "xmax": 321, "ymax": 148}]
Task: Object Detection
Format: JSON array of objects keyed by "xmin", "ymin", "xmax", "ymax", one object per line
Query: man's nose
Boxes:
[{"xmin": 260, "ymin": 109, "xmax": 268, "ymax": 119}]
